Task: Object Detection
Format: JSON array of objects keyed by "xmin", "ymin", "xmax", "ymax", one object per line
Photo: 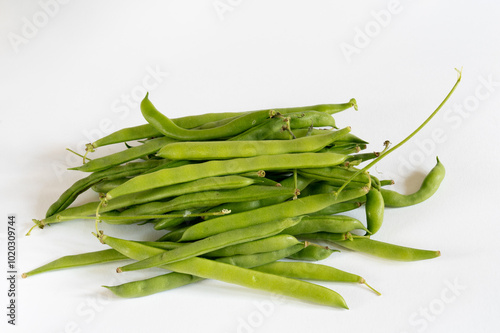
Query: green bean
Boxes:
[
  {"xmin": 104, "ymin": 244, "xmax": 304, "ymax": 298},
  {"xmin": 153, "ymin": 208, "xmax": 207, "ymax": 230},
  {"xmin": 105, "ymin": 153, "xmax": 348, "ymax": 200},
  {"xmin": 114, "ymin": 185, "xmax": 295, "ymax": 220},
  {"xmin": 311, "ymin": 200, "xmax": 363, "ymax": 215},
  {"xmin": 288, "ymin": 243, "xmax": 338, "ymax": 261},
  {"xmin": 91, "ymin": 178, "xmax": 129, "ymax": 193},
  {"xmin": 299, "ymin": 166, "xmax": 371, "ymax": 186},
  {"xmin": 22, "ymin": 249, "xmax": 127, "ymax": 278},
  {"xmin": 332, "ymin": 238, "xmax": 441, "ymax": 261},
  {"xmin": 295, "ymin": 232, "xmax": 350, "ymax": 243},
  {"xmin": 141, "ymin": 94, "xmax": 276, "ymax": 141},
  {"xmin": 282, "ymin": 215, "xmax": 370, "ymax": 235},
  {"xmin": 42, "ymin": 175, "xmax": 256, "ymax": 226},
  {"xmin": 180, "ymin": 187, "xmax": 369, "ymax": 241},
  {"xmin": 251, "ymin": 262, "xmax": 380, "ymax": 295},
  {"xmin": 381, "ymin": 158, "xmax": 445, "ymax": 207},
  {"xmin": 365, "ymin": 188, "xmax": 385, "ymax": 235},
  {"xmin": 116, "ymin": 217, "xmax": 303, "ymax": 272},
  {"xmin": 158, "ymin": 128, "xmax": 350, "ymax": 160},
  {"xmin": 44, "ymin": 159, "xmax": 167, "ymax": 219},
  {"xmin": 101, "ymin": 234, "xmax": 348, "ymax": 308},
  {"xmin": 202, "ymin": 174, "xmax": 313, "ymax": 219},
  {"xmin": 72, "ymin": 137, "xmax": 175, "ymax": 173},
  {"xmin": 205, "ymin": 235, "xmax": 301, "ymax": 257},
  {"xmin": 21, "ymin": 241, "xmax": 183, "ymax": 278}
]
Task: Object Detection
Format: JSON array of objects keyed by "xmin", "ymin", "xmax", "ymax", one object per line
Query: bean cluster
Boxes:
[{"xmin": 24, "ymin": 71, "xmax": 461, "ymax": 309}]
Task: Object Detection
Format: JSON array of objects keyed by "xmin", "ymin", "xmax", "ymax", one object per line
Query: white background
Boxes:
[{"xmin": 1, "ymin": 1, "xmax": 500, "ymax": 332}]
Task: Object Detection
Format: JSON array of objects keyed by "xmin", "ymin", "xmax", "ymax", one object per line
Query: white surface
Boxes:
[{"xmin": 1, "ymin": 1, "xmax": 499, "ymax": 332}]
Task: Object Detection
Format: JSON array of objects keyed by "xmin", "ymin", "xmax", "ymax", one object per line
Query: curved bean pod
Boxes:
[
  {"xmin": 365, "ymin": 188, "xmax": 385, "ymax": 235},
  {"xmin": 381, "ymin": 157, "xmax": 445, "ymax": 207},
  {"xmin": 141, "ymin": 94, "xmax": 275, "ymax": 141}
]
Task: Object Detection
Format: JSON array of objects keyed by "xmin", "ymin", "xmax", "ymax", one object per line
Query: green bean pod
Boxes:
[
  {"xmin": 282, "ymin": 215, "xmax": 370, "ymax": 235},
  {"xmin": 253, "ymin": 262, "xmax": 363, "ymax": 283},
  {"xmin": 105, "ymin": 153, "xmax": 348, "ymax": 200},
  {"xmin": 103, "ymin": 244, "xmax": 304, "ymax": 298},
  {"xmin": 201, "ymin": 174, "xmax": 313, "ymax": 220},
  {"xmin": 117, "ymin": 217, "xmax": 303, "ymax": 272},
  {"xmin": 158, "ymin": 128, "xmax": 350, "ymax": 160},
  {"xmin": 114, "ymin": 185, "xmax": 295, "ymax": 220},
  {"xmin": 91, "ymin": 178, "xmax": 129, "ymax": 193},
  {"xmin": 180, "ymin": 187, "xmax": 369, "ymax": 241},
  {"xmin": 381, "ymin": 157, "xmax": 445, "ymax": 207},
  {"xmin": 205, "ymin": 235, "xmax": 301, "ymax": 257},
  {"xmin": 43, "ymin": 175, "xmax": 256, "ymax": 225},
  {"xmin": 333, "ymin": 238, "xmax": 441, "ymax": 261},
  {"xmin": 141, "ymin": 94, "xmax": 275, "ymax": 141},
  {"xmin": 71, "ymin": 137, "xmax": 175, "ymax": 173},
  {"xmin": 365, "ymin": 188, "xmax": 385, "ymax": 235},
  {"xmin": 44, "ymin": 159, "xmax": 167, "ymax": 219},
  {"xmin": 288, "ymin": 243, "xmax": 338, "ymax": 261},
  {"xmin": 101, "ymin": 234, "xmax": 348, "ymax": 308}
]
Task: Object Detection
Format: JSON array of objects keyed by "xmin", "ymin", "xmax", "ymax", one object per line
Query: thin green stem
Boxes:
[
  {"xmin": 336, "ymin": 68, "xmax": 462, "ymax": 196},
  {"xmin": 66, "ymin": 148, "xmax": 93, "ymax": 162}
]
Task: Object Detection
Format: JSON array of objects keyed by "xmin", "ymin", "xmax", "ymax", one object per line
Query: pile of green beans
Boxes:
[{"xmin": 25, "ymin": 70, "xmax": 461, "ymax": 309}]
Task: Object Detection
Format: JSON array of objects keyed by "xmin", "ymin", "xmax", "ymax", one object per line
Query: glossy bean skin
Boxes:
[
  {"xmin": 90, "ymin": 99, "xmax": 356, "ymax": 149},
  {"xmin": 141, "ymin": 94, "xmax": 275, "ymax": 141},
  {"xmin": 311, "ymin": 200, "xmax": 363, "ymax": 216},
  {"xmin": 381, "ymin": 158, "xmax": 445, "ymax": 207},
  {"xmin": 105, "ymin": 153, "xmax": 348, "ymax": 200},
  {"xmin": 114, "ymin": 185, "xmax": 295, "ymax": 220},
  {"xmin": 205, "ymin": 235, "xmax": 300, "ymax": 257},
  {"xmin": 201, "ymin": 174, "xmax": 314, "ymax": 219},
  {"xmin": 101, "ymin": 235, "xmax": 348, "ymax": 308},
  {"xmin": 158, "ymin": 128, "xmax": 350, "ymax": 161},
  {"xmin": 43, "ymin": 175, "xmax": 256, "ymax": 225},
  {"xmin": 117, "ymin": 217, "xmax": 303, "ymax": 272},
  {"xmin": 157, "ymin": 225, "xmax": 190, "ymax": 242},
  {"xmin": 21, "ymin": 241, "xmax": 183, "ymax": 278},
  {"xmin": 45, "ymin": 159, "xmax": 167, "ymax": 218},
  {"xmin": 180, "ymin": 187, "xmax": 369, "ymax": 241},
  {"xmin": 91, "ymin": 178, "xmax": 129, "ymax": 193},
  {"xmin": 288, "ymin": 244, "xmax": 338, "ymax": 261},
  {"xmin": 299, "ymin": 166, "xmax": 370, "ymax": 186},
  {"xmin": 333, "ymin": 238, "xmax": 441, "ymax": 261},
  {"xmin": 282, "ymin": 215, "xmax": 370, "ymax": 235},
  {"xmin": 252, "ymin": 262, "xmax": 364, "ymax": 284},
  {"xmin": 295, "ymin": 232, "xmax": 349, "ymax": 243},
  {"xmin": 104, "ymin": 244, "xmax": 304, "ymax": 298},
  {"xmin": 72, "ymin": 137, "xmax": 175, "ymax": 173},
  {"xmin": 365, "ymin": 188, "xmax": 385, "ymax": 235},
  {"xmin": 22, "ymin": 249, "xmax": 127, "ymax": 278}
]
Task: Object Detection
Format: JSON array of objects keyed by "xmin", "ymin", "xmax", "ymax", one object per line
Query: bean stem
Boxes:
[{"xmin": 336, "ymin": 68, "xmax": 462, "ymax": 195}]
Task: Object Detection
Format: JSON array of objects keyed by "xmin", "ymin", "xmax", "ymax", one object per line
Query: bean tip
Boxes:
[
  {"xmin": 21, "ymin": 273, "xmax": 27, "ymax": 279},
  {"xmin": 116, "ymin": 267, "xmax": 123, "ymax": 273}
]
